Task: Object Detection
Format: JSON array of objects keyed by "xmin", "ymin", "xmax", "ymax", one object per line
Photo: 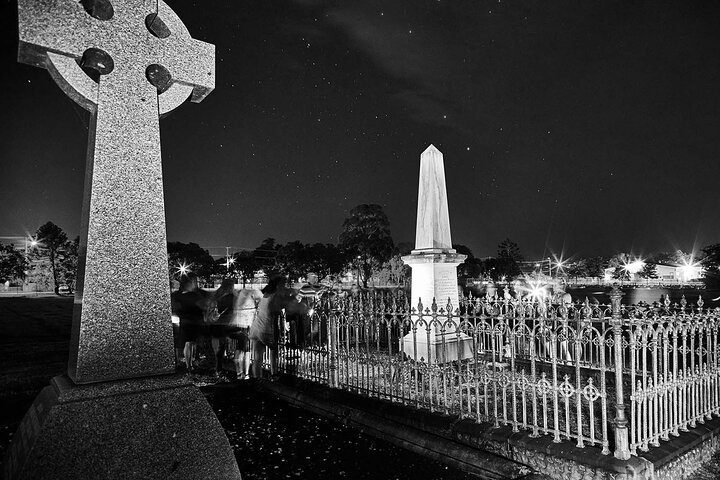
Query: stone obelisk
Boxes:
[
  {"xmin": 6, "ymin": 2, "xmax": 241, "ymax": 478},
  {"xmin": 402, "ymin": 145, "xmax": 472, "ymax": 362}
]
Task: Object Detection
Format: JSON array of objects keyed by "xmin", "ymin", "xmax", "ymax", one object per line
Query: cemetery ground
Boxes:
[
  {"xmin": 3, "ymin": 294, "xmax": 720, "ymax": 479},
  {"xmin": 0, "ymin": 295, "xmax": 484, "ymax": 479}
]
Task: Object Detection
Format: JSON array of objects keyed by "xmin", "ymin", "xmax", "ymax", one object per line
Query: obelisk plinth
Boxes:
[{"xmin": 402, "ymin": 145, "xmax": 472, "ymax": 363}]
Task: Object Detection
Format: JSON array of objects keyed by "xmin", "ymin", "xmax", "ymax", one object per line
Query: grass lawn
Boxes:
[{"xmin": 0, "ymin": 295, "xmax": 73, "ymax": 465}]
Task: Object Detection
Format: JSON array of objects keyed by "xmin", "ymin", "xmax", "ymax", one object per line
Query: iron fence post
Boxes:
[
  {"xmin": 610, "ymin": 285, "xmax": 631, "ymax": 460},
  {"xmin": 328, "ymin": 311, "xmax": 339, "ymax": 388}
]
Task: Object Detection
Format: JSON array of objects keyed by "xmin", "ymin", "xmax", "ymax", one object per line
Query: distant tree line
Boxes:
[
  {"xmin": 559, "ymin": 250, "xmax": 705, "ymax": 283},
  {"xmin": 5, "ymin": 213, "xmax": 720, "ymax": 294},
  {"xmin": 168, "ymin": 204, "xmax": 398, "ymax": 288}
]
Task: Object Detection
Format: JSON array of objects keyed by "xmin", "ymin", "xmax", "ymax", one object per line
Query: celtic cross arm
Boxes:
[{"xmin": 17, "ymin": 0, "xmax": 214, "ymax": 114}]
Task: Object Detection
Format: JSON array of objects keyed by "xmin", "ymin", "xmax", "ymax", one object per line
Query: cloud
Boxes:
[
  {"xmin": 323, "ymin": 5, "xmax": 474, "ymax": 131},
  {"xmin": 321, "ymin": 3, "xmax": 503, "ymax": 142}
]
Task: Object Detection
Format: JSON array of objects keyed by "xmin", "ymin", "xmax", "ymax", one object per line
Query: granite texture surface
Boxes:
[
  {"xmin": 5, "ymin": 376, "xmax": 241, "ymax": 480},
  {"xmin": 16, "ymin": 0, "xmax": 215, "ymax": 384}
]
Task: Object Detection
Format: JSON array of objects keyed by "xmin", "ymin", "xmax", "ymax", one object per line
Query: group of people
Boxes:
[{"xmin": 170, "ymin": 273, "xmax": 318, "ymax": 380}]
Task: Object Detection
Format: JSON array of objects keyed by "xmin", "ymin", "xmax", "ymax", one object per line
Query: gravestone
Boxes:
[
  {"xmin": 402, "ymin": 145, "xmax": 473, "ymax": 363},
  {"xmin": 5, "ymin": 1, "xmax": 241, "ymax": 478}
]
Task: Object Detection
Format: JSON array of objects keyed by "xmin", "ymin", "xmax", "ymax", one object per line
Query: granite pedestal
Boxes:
[{"xmin": 4, "ymin": 375, "xmax": 241, "ymax": 480}]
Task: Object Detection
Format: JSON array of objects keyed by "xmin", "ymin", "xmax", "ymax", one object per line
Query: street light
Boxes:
[
  {"xmin": 25, "ymin": 236, "xmax": 38, "ymax": 256},
  {"xmin": 224, "ymin": 246, "xmax": 237, "ymax": 284},
  {"xmin": 176, "ymin": 261, "xmax": 190, "ymax": 276}
]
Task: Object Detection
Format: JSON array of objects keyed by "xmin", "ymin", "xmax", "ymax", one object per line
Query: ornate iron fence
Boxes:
[{"xmin": 272, "ymin": 286, "xmax": 719, "ymax": 460}]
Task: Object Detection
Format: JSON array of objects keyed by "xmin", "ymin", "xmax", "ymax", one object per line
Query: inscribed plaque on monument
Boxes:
[{"xmin": 434, "ymin": 267, "xmax": 459, "ymax": 309}]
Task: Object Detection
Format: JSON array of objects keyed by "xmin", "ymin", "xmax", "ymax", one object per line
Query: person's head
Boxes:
[
  {"xmin": 179, "ymin": 273, "xmax": 198, "ymax": 292},
  {"xmin": 262, "ymin": 275, "xmax": 286, "ymax": 295},
  {"xmin": 216, "ymin": 278, "xmax": 235, "ymax": 297},
  {"xmin": 306, "ymin": 273, "xmax": 318, "ymax": 285}
]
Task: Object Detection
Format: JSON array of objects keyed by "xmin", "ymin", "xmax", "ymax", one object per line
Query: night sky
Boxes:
[{"xmin": 2, "ymin": 0, "xmax": 720, "ymax": 260}]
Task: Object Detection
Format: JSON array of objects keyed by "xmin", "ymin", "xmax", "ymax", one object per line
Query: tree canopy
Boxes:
[
  {"xmin": 339, "ymin": 204, "xmax": 394, "ymax": 288},
  {"xmin": 495, "ymin": 238, "xmax": 522, "ymax": 280},
  {"xmin": 702, "ymin": 244, "xmax": 720, "ymax": 288},
  {"xmin": 0, "ymin": 242, "xmax": 28, "ymax": 284},
  {"xmin": 35, "ymin": 221, "xmax": 69, "ymax": 294},
  {"xmin": 167, "ymin": 242, "xmax": 216, "ymax": 284}
]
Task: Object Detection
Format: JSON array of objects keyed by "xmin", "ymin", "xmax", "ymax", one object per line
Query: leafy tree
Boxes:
[
  {"xmin": 253, "ymin": 237, "xmax": 280, "ymax": 277},
  {"xmin": 35, "ymin": 221, "xmax": 68, "ymax": 295},
  {"xmin": 167, "ymin": 242, "xmax": 216, "ymax": 285},
  {"xmin": 25, "ymin": 260, "xmax": 54, "ymax": 291},
  {"xmin": 649, "ymin": 250, "xmax": 693, "ymax": 266},
  {"xmin": 0, "ymin": 242, "xmax": 29, "ymax": 284},
  {"xmin": 565, "ymin": 260, "xmax": 589, "ymax": 280},
  {"xmin": 386, "ymin": 254, "xmax": 410, "ymax": 286},
  {"xmin": 58, "ymin": 236, "xmax": 79, "ymax": 293},
  {"xmin": 638, "ymin": 262, "xmax": 659, "ymax": 280},
  {"xmin": 453, "ymin": 243, "xmax": 483, "ymax": 281},
  {"xmin": 608, "ymin": 252, "xmax": 629, "ymax": 268},
  {"xmin": 701, "ymin": 244, "xmax": 720, "ymax": 288},
  {"xmin": 585, "ymin": 256, "xmax": 608, "ymax": 278},
  {"xmin": 372, "ymin": 253, "xmax": 411, "ymax": 287},
  {"xmin": 495, "ymin": 238, "xmax": 522, "ymax": 280},
  {"xmin": 612, "ymin": 266, "xmax": 630, "ymax": 281},
  {"xmin": 479, "ymin": 257, "xmax": 500, "ymax": 281},
  {"xmin": 276, "ymin": 241, "xmax": 307, "ymax": 282},
  {"xmin": 497, "ymin": 238, "xmax": 523, "ymax": 262},
  {"xmin": 304, "ymin": 243, "xmax": 346, "ymax": 283},
  {"xmin": 339, "ymin": 204, "xmax": 394, "ymax": 288},
  {"xmin": 234, "ymin": 251, "xmax": 258, "ymax": 286}
]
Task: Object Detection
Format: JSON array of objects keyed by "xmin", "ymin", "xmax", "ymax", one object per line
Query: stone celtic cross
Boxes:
[{"xmin": 18, "ymin": 0, "xmax": 215, "ymax": 383}]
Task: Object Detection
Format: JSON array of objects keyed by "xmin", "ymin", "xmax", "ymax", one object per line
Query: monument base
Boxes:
[
  {"xmin": 402, "ymin": 331, "xmax": 474, "ymax": 363},
  {"xmin": 4, "ymin": 374, "xmax": 242, "ymax": 480}
]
